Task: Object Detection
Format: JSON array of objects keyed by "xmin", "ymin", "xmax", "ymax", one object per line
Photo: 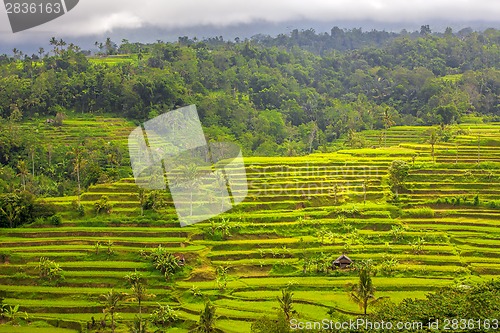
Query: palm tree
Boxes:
[
  {"xmin": 349, "ymin": 266, "xmax": 382, "ymax": 315},
  {"xmin": 105, "ymin": 37, "xmax": 115, "ymax": 55},
  {"xmin": 215, "ymin": 171, "xmax": 228, "ymax": 211},
  {"xmin": 58, "ymin": 39, "xmax": 66, "ymax": 53},
  {"xmin": 137, "ymin": 48, "xmax": 144, "ymax": 67},
  {"xmin": 47, "ymin": 144, "xmax": 53, "ymax": 167},
  {"xmin": 194, "ymin": 302, "xmax": 217, "ymax": 333},
  {"xmin": 29, "ymin": 147, "xmax": 35, "ymax": 177},
  {"xmin": 178, "ymin": 163, "xmax": 201, "ymax": 216},
  {"xmin": 49, "ymin": 37, "xmax": 58, "ymax": 55},
  {"xmin": 277, "ymin": 289, "xmax": 295, "ymax": 322},
  {"xmin": 428, "ymin": 129, "xmax": 438, "ymax": 163},
  {"xmin": 382, "ymin": 107, "xmax": 395, "ymax": 147},
  {"xmin": 138, "ymin": 189, "xmax": 146, "ymax": 216},
  {"xmin": 101, "ymin": 289, "xmax": 124, "ymax": 333},
  {"xmin": 12, "ymin": 48, "xmax": 19, "ymax": 60},
  {"xmin": 68, "ymin": 145, "xmax": 85, "ymax": 204},
  {"xmin": 17, "ymin": 160, "xmax": 29, "ymax": 191},
  {"xmin": 124, "ymin": 271, "xmax": 153, "ymax": 332}
]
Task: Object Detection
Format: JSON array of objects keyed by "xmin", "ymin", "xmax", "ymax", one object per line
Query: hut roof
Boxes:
[{"xmin": 333, "ymin": 254, "xmax": 352, "ymax": 264}]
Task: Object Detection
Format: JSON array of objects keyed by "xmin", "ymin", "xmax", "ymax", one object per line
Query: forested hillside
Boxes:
[{"xmin": 1, "ymin": 26, "xmax": 500, "ymax": 159}]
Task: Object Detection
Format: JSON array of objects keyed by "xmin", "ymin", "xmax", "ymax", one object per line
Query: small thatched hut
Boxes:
[{"xmin": 332, "ymin": 254, "xmax": 353, "ymax": 269}]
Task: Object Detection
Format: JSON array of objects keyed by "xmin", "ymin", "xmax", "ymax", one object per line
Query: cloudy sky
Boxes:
[{"xmin": 1, "ymin": 0, "xmax": 500, "ymax": 51}]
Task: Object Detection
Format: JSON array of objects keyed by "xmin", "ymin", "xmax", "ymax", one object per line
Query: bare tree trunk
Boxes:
[
  {"xmin": 31, "ymin": 151, "xmax": 35, "ymax": 177},
  {"xmin": 77, "ymin": 165, "xmax": 81, "ymax": 205}
]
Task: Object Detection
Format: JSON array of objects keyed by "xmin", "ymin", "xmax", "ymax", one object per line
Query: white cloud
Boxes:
[
  {"xmin": 59, "ymin": 12, "xmax": 143, "ymax": 36},
  {"xmin": 1, "ymin": 0, "xmax": 500, "ymax": 40}
]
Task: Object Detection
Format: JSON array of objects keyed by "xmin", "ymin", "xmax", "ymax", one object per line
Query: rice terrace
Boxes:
[
  {"xmin": 1, "ymin": 116, "xmax": 500, "ymax": 332},
  {"xmin": 1, "ymin": 27, "xmax": 500, "ymax": 332}
]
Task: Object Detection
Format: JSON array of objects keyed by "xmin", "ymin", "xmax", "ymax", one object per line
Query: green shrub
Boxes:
[
  {"xmin": 48, "ymin": 214, "xmax": 62, "ymax": 226},
  {"xmin": 71, "ymin": 200, "xmax": 85, "ymax": 216},
  {"xmin": 488, "ymin": 200, "xmax": 499, "ymax": 209},
  {"xmin": 150, "ymin": 303, "xmax": 178, "ymax": 328},
  {"xmin": 94, "ymin": 195, "xmax": 112, "ymax": 215}
]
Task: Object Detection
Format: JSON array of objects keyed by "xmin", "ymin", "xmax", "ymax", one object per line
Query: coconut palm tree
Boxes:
[
  {"xmin": 178, "ymin": 163, "xmax": 202, "ymax": 216},
  {"xmin": 138, "ymin": 189, "xmax": 146, "ymax": 216},
  {"xmin": 49, "ymin": 37, "xmax": 58, "ymax": 55},
  {"xmin": 101, "ymin": 289, "xmax": 124, "ymax": 333},
  {"xmin": 68, "ymin": 145, "xmax": 86, "ymax": 204},
  {"xmin": 277, "ymin": 289, "xmax": 296, "ymax": 322},
  {"xmin": 124, "ymin": 271, "xmax": 154, "ymax": 332},
  {"xmin": 29, "ymin": 147, "xmax": 36, "ymax": 177},
  {"xmin": 428, "ymin": 129, "xmax": 439, "ymax": 163},
  {"xmin": 382, "ymin": 107, "xmax": 395, "ymax": 147},
  {"xmin": 38, "ymin": 47, "xmax": 45, "ymax": 59},
  {"xmin": 16, "ymin": 160, "xmax": 29, "ymax": 191},
  {"xmin": 215, "ymin": 171, "xmax": 228, "ymax": 211},
  {"xmin": 349, "ymin": 266, "xmax": 383, "ymax": 315}
]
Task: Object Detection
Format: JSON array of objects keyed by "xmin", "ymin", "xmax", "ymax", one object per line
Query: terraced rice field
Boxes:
[{"xmin": 1, "ymin": 119, "xmax": 499, "ymax": 332}]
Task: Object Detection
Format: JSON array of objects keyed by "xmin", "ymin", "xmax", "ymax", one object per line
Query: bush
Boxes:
[
  {"xmin": 94, "ymin": 196, "xmax": 112, "ymax": 215},
  {"xmin": 143, "ymin": 245, "xmax": 183, "ymax": 280},
  {"xmin": 77, "ymin": 204, "xmax": 85, "ymax": 216},
  {"xmin": 488, "ymin": 200, "xmax": 499, "ymax": 209},
  {"xmin": 0, "ymin": 192, "xmax": 56, "ymax": 228},
  {"xmin": 48, "ymin": 214, "xmax": 62, "ymax": 226},
  {"xmin": 150, "ymin": 303, "xmax": 178, "ymax": 328},
  {"xmin": 36, "ymin": 257, "xmax": 64, "ymax": 281}
]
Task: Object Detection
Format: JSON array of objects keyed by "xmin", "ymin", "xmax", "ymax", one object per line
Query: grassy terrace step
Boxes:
[
  {"xmin": 19, "ymin": 261, "xmax": 151, "ymax": 270},
  {"xmin": 406, "ymin": 182, "xmax": 500, "ymax": 189},
  {"xmin": 205, "ymin": 245, "xmax": 456, "ymax": 261},
  {"xmin": 406, "ymin": 189, "xmax": 500, "ymax": 195},
  {"xmin": 408, "ymin": 223, "xmax": 500, "ymax": 233},
  {"xmin": 177, "ymin": 276, "xmax": 454, "ymax": 291},
  {"xmin": 80, "ymin": 193, "xmax": 139, "ymax": 201},
  {"xmin": 210, "ymin": 254, "xmax": 463, "ymax": 267},
  {"xmin": 0, "ymin": 227, "xmax": 188, "ymax": 237},
  {"xmin": 232, "ymin": 290, "xmax": 428, "ymax": 311},
  {"xmin": 0, "ymin": 237, "xmax": 186, "ymax": 248},
  {"xmin": 199, "ymin": 231, "xmax": 444, "ymax": 248},
  {"xmin": 2, "ymin": 244, "xmax": 202, "ymax": 252}
]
